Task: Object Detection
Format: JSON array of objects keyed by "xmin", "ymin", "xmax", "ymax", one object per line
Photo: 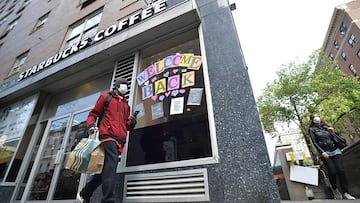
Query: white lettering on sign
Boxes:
[{"xmin": 18, "ymin": 0, "xmax": 167, "ymax": 81}]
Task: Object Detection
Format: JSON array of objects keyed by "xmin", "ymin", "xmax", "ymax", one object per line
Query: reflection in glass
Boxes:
[
  {"xmin": 55, "ymin": 93, "xmax": 99, "ymax": 117},
  {"xmin": 0, "ymin": 94, "xmax": 37, "ymax": 181},
  {"xmin": 127, "ymin": 35, "xmax": 213, "ymax": 166},
  {"xmin": 29, "ymin": 117, "xmax": 69, "ymax": 200},
  {"xmin": 53, "ymin": 110, "xmax": 89, "ymax": 200}
]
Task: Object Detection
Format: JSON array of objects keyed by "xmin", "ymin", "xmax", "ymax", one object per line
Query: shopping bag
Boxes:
[
  {"xmin": 65, "ymin": 135, "xmax": 102, "ymax": 174},
  {"xmin": 290, "ymin": 165, "xmax": 318, "ymax": 186},
  {"xmin": 87, "ymin": 144, "xmax": 105, "ymax": 174}
]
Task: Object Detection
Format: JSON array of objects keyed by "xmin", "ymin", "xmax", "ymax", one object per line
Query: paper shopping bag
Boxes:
[
  {"xmin": 65, "ymin": 137, "xmax": 101, "ymax": 173},
  {"xmin": 87, "ymin": 144, "xmax": 105, "ymax": 174}
]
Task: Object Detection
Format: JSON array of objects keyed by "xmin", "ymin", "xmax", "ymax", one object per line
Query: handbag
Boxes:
[
  {"xmin": 65, "ymin": 133, "xmax": 104, "ymax": 174},
  {"xmin": 330, "ymin": 131, "xmax": 347, "ymax": 150}
]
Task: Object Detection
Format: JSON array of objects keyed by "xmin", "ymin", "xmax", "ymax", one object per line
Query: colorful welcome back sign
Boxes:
[{"xmin": 137, "ymin": 53, "xmax": 202, "ymax": 101}]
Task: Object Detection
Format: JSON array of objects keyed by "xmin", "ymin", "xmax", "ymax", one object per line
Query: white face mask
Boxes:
[
  {"xmin": 117, "ymin": 84, "xmax": 127, "ymax": 95},
  {"xmin": 313, "ymin": 116, "xmax": 321, "ymax": 124}
]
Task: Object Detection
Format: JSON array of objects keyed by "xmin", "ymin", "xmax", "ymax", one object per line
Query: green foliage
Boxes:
[{"xmin": 257, "ymin": 50, "xmax": 360, "ymax": 139}]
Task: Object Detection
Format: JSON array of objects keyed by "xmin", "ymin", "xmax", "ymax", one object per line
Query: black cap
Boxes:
[{"xmin": 114, "ymin": 77, "xmax": 128, "ymax": 88}]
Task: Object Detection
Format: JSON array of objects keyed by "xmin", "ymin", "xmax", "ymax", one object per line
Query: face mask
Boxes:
[
  {"xmin": 313, "ymin": 116, "xmax": 321, "ymax": 124},
  {"xmin": 117, "ymin": 84, "xmax": 127, "ymax": 95}
]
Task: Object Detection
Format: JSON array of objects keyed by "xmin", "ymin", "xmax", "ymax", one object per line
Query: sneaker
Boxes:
[
  {"xmin": 76, "ymin": 192, "xmax": 83, "ymax": 203},
  {"xmin": 76, "ymin": 192, "xmax": 90, "ymax": 203},
  {"xmin": 343, "ymin": 192, "xmax": 356, "ymax": 200},
  {"xmin": 332, "ymin": 188, "xmax": 343, "ymax": 200}
]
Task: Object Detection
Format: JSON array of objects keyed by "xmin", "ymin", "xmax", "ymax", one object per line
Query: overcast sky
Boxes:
[{"xmin": 232, "ymin": 0, "xmax": 352, "ymax": 98}]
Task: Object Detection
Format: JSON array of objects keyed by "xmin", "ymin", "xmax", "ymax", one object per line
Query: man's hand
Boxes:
[
  {"xmin": 88, "ymin": 126, "xmax": 98, "ymax": 136},
  {"xmin": 129, "ymin": 115, "xmax": 137, "ymax": 126},
  {"xmin": 322, "ymin": 152, "xmax": 329, "ymax": 159}
]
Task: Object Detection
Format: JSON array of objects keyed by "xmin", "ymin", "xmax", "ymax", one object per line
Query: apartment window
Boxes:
[
  {"xmin": 349, "ymin": 64, "xmax": 357, "ymax": 75},
  {"xmin": 63, "ymin": 10, "xmax": 102, "ymax": 49},
  {"xmin": 357, "ymin": 49, "xmax": 360, "ymax": 59},
  {"xmin": 8, "ymin": 51, "xmax": 28, "ymax": 76},
  {"xmin": 340, "ymin": 22, "xmax": 347, "ymax": 35},
  {"xmin": 0, "ymin": 17, "xmax": 19, "ymax": 39},
  {"xmin": 32, "ymin": 12, "xmax": 50, "ymax": 32},
  {"xmin": 335, "ymin": 64, "xmax": 340, "ymax": 70},
  {"xmin": 334, "ymin": 40, "xmax": 339, "ymax": 50},
  {"xmin": 79, "ymin": 0, "xmax": 96, "ymax": 9},
  {"xmin": 329, "ymin": 53, "xmax": 334, "ymax": 60},
  {"xmin": 341, "ymin": 51, "xmax": 347, "ymax": 61},
  {"xmin": 348, "ymin": 34, "xmax": 356, "ymax": 47},
  {"xmin": 17, "ymin": 0, "xmax": 30, "ymax": 14}
]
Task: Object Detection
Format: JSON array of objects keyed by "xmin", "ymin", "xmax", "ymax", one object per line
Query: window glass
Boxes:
[
  {"xmin": 64, "ymin": 10, "xmax": 102, "ymax": 49},
  {"xmin": 340, "ymin": 22, "xmax": 347, "ymax": 34},
  {"xmin": 0, "ymin": 94, "xmax": 37, "ymax": 181},
  {"xmin": 126, "ymin": 34, "xmax": 212, "ymax": 167},
  {"xmin": 9, "ymin": 51, "xmax": 28, "ymax": 76},
  {"xmin": 341, "ymin": 52, "xmax": 347, "ymax": 60},
  {"xmin": 55, "ymin": 92, "xmax": 100, "ymax": 117},
  {"xmin": 85, "ymin": 12, "xmax": 102, "ymax": 30},
  {"xmin": 68, "ymin": 23, "xmax": 85, "ymax": 39},
  {"xmin": 348, "ymin": 34, "xmax": 356, "ymax": 47},
  {"xmin": 33, "ymin": 12, "xmax": 49, "ymax": 31}
]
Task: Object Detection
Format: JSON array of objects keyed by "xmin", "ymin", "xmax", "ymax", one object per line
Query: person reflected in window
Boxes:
[{"xmin": 308, "ymin": 113, "xmax": 356, "ymax": 200}]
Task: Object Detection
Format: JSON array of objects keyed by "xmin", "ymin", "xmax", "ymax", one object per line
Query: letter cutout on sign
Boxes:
[
  {"xmin": 155, "ymin": 78, "xmax": 166, "ymax": 95},
  {"xmin": 188, "ymin": 56, "xmax": 202, "ymax": 70},
  {"xmin": 179, "ymin": 53, "xmax": 194, "ymax": 67},
  {"xmin": 167, "ymin": 75, "xmax": 180, "ymax": 91},
  {"xmin": 137, "ymin": 71, "xmax": 148, "ymax": 86},
  {"xmin": 154, "ymin": 60, "xmax": 165, "ymax": 75},
  {"xmin": 181, "ymin": 71, "xmax": 195, "ymax": 88},
  {"xmin": 142, "ymin": 84, "xmax": 153, "ymax": 100}
]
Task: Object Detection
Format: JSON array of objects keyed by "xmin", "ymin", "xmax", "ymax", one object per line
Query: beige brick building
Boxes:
[{"xmin": 323, "ymin": 0, "xmax": 360, "ymax": 77}]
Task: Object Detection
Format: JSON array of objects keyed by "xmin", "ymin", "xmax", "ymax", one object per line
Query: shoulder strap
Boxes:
[{"xmin": 100, "ymin": 92, "xmax": 113, "ymax": 123}]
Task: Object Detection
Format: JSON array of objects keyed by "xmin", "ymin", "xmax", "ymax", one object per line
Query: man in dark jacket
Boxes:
[{"xmin": 77, "ymin": 77, "xmax": 137, "ymax": 203}]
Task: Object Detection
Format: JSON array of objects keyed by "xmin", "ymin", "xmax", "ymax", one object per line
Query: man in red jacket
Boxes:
[{"xmin": 77, "ymin": 77, "xmax": 137, "ymax": 203}]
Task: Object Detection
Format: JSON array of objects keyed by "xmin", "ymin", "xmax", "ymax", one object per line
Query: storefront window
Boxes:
[
  {"xmin": 126, "ymin": 34, "xmax": 213, "ymax": 167},
  {"xmin": 0, "ymin": 94, "xmax": 37, "ymax": 181}
]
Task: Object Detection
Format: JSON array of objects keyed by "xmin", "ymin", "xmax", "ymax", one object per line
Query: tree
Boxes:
[{"xmin": 257, "ymin": 51, "xmax": 360, "ymax": 158}]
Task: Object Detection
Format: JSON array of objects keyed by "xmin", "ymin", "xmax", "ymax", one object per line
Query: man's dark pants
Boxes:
[{"xmin": 81, "ymin": 140, "xmax": 119, "ymax": 203}]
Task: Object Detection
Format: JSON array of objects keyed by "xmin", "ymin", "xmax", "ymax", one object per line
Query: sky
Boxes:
[
  {"xmin": 232, "ymin": 0, "xmax": 352, "ymax": 98},
  {"xmin": 231, "ymin": 0, "xmax": 353, "ymax": 163}
]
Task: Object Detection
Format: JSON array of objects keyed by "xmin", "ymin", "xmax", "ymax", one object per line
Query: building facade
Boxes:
[
  {"xmin": 0, "ymin": 0, "xmax": 279, "ymax": 202},
  {"xmin": 323, "ymin": 0, "xmax": 360, "ymax": 78}
]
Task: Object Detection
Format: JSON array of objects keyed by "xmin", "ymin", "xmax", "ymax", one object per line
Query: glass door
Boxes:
[
  {"xmin": 53, "ymin": 109, "xmax": 90, "ymax": 200},
  {"xmin": 26, "ymin": 108, "xmax": 91, "ymax": 202}
]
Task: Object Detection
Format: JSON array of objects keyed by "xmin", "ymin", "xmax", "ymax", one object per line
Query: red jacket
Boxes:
[{"xmin": 87, "ymin": 91, "xmax": 133, "ymax": 152}]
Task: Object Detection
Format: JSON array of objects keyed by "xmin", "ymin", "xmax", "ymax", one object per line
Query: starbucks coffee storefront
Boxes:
[{"xmin": 0, "ymin": 0, "xmax": 279, "ymax": 202}]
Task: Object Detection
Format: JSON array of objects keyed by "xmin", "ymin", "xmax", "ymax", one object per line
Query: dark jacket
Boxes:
[
  {"xmin": 86, "ymin": 91, "xmax": 133, "ymax": 152},
  {"xmin": 309, "ymin": 123, "xmax": 337, "ymax": 153}
]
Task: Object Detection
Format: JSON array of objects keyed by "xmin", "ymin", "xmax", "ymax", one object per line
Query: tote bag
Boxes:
[{"xmin": 65, "ymin": 134, "xmax": 104, "ymax": 174}]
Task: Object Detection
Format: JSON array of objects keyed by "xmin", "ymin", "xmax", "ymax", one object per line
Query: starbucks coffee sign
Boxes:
[{"xmin": 18, "ymin": 0, "xmax": 167, "ymax": 81}]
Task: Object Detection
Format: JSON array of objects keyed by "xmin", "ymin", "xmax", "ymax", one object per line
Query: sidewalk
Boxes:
[{"xmin": 282, "ymin": 200, "xmax": 360, "ymax": 203}]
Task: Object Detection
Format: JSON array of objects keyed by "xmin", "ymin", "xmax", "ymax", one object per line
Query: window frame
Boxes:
[
  {"xmin": 349, "ymin": 64, "xmax": 357, "ymax": 76},
  {"xmin": 340, "ymin": 22, "xmax": 347, "ymax": 34},
  {"xmin": 348, "ymin": 34, "xmax": 356, "ymax": 47},
  {"xmin": 61, "ymin": 9, "xmax": 102, "ymax": 50},
  {"xmin": 118, "ymin": 27, "xmax": 219, "ymax": 173},
  {"xmin": 0, "ymin": 16, "xmax": 19, "ymax": 39},
  {"xmin": 8, "ymin": 51, "xmax": 28, "ymax": 76},
  {"xmin": 32, "ymin": 11, "xmax": 50, "ymax": 32},
  {"xmin": 341, "ymin": 51, "xmax": 347, "ymax": 61}
]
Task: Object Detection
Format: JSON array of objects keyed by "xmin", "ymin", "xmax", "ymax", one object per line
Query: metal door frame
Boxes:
[{"xmin": 21, "ymin": 106, "xmax": 93, "ymax": 203}]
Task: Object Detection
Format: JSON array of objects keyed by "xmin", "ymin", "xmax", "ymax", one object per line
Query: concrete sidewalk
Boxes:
[{"xmin": 282, "ymin": 200, "xmax": 360, "ymax": 203}]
